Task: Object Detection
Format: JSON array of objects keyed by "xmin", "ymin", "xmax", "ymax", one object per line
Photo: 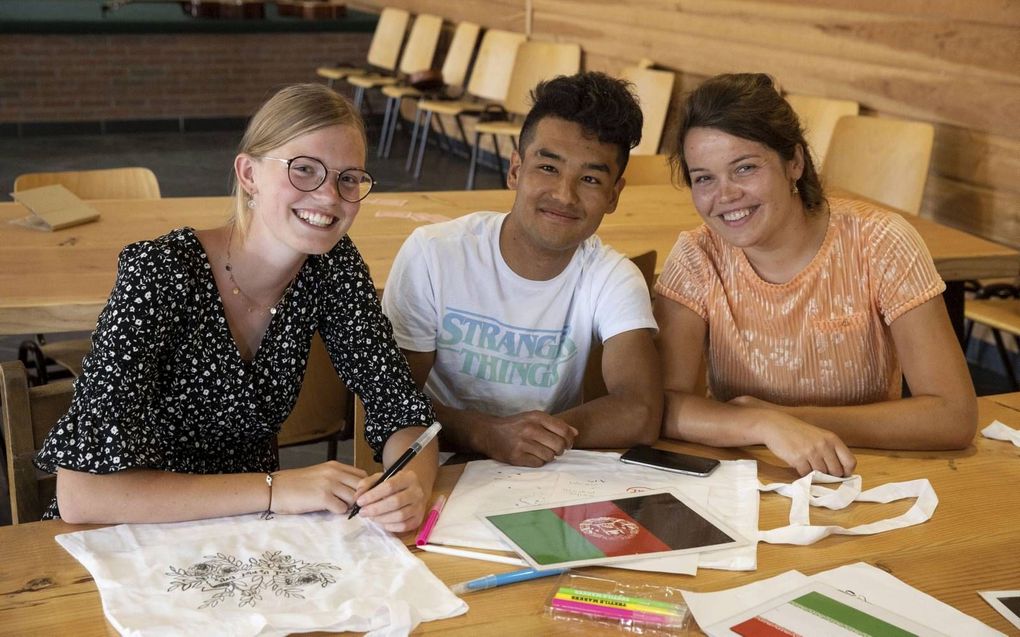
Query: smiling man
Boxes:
[{"xmin": 382, "ymin": 72, "xmax": 662, "ymax": 467}]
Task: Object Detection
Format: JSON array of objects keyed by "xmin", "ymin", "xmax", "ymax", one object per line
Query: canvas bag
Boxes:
[
  {"xmin": 757, "ymin": 471, "xmax": 937, "ymax": 545},
  {"xmin": 56, "ymin": 511, "xmax": 467, "ymax": 637}
]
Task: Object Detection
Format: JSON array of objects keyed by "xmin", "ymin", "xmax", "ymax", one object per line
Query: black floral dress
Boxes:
[{"xmin": 35, "ymin": 228, "xmax": 434, "ymax": 518}]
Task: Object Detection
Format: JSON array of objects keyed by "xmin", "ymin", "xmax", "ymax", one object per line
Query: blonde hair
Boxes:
[{"xmin": 232, "ymin": 83, "xmax": 366, "ymax": 234}]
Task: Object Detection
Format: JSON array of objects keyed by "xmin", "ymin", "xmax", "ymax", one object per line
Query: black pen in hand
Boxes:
[{"xmin": 348, "ymin": 422, "xmax": 442, "ymax": 519}]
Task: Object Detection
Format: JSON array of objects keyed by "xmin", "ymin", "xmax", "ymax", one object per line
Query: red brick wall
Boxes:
[{"xmin": 0, "ymin": 33, "xmax": 371, "ymax": 122}]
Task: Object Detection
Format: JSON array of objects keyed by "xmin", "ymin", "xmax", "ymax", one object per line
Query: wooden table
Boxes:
[
  {"xmin": 1, "ymin": 186, "xmax": 1017, "ymax": 336},
  {"xmin": 1, "ymin": 395, "xmax": 1018, "ymax": 635}
]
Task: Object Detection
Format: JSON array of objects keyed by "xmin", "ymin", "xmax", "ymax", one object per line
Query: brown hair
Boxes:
[
  {"xmin": 671, "ymin": 73, "xmax": 825, "ymax": 213},
  {"xmin": 232, "ymin": 83, "xmax": 365, "ymax": 233}
]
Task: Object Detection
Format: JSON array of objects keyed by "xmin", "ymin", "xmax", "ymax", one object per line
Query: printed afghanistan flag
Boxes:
[{"xmin": 484, "ymin": 491, "xmax": 738, "ymax": 567}]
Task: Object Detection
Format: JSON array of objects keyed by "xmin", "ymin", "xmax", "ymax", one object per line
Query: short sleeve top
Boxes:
[
  {"xmin": 654, "ymin": 197, "xmax": 945, "ymax": 406},
  {"xmin": 35, "ymin": 228, "xmax": 434, "ymax": 516}
]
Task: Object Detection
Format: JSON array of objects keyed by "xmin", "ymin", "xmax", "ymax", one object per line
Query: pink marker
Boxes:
[{"xmin": 415, "ymin": 494, "xmax": 447, "ymax": 546}]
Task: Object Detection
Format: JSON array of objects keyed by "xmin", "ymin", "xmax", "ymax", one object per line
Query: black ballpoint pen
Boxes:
[{"xmin": 348, "ymin": 421, "xmax": 442, "ymax": 519}]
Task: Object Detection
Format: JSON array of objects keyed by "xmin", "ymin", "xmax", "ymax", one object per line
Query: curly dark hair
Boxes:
[
  {"xmin": 671, "ymin": 73, "xmax": 825, "ymax": 213},
  {"xmin": 518, "ymin": 72, "xmax": 643, "ymax": 178}
]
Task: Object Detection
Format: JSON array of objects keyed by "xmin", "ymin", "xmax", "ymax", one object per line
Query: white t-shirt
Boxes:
[{"xmin": 382, "ymin": 212, "xmax": 657, "ymax": 416}]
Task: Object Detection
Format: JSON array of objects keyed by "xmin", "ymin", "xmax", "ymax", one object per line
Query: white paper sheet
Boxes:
[
  {"xmin": 428, "ymin": 450, "xmax": 760, "ymax": 574},
  {"xmin": 982, "ymin": 420, "xmax": 1020, "ymax": 447},
  {"xmin": 682, "ymin": 562, "xmax": 1003, "ymax": 636},
  {"xmin": 57, "ymin": 512, "xmax": 467, "ymax": 637}
]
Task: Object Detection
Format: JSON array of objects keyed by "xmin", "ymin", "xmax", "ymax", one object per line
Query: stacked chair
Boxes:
[
  {"xmin": 406, "ymin": 28, "xmax": 527, "ymax": 180},
  {"xmin": 344, "ymin": 13, "xmax": 444, "ymax": 112},
  {"xmin": 464, "ymin": 40, "xmax": 582, "ymax": 189},
  {"xmin": 785, "ymin": 94, "xmax": 860, "ymax": 171},
  {"xmin": 376, "ymin": 21, "xmax": 481, "ymax": 159},
  {"xmin": 315, "ymin": 7, "xmax": 410, "ymax": 88}
]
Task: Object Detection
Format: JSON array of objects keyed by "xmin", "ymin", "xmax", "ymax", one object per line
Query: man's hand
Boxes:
[{"xmin": 481, "ymin": 411, "xmax": 579, "ymax": 467}]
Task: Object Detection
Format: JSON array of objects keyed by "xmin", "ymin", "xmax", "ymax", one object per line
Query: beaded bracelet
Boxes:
[{"xmin": 262, "ymin": 472, "xmax": 275, "ymax": 520}]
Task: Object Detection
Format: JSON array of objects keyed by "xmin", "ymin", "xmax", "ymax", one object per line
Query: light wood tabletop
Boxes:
[
  {"xmin": 1, "ymin": 394, "xmax": 1018, "ymax": 635},
  {"xmin": 1, "ymin": 185, "xmax": 1017, "ymax": 335}
]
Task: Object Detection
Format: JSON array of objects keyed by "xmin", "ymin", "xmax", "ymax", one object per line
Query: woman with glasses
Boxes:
[{"xmin": 35, "ymin": 84, "xmax": 439, "ymax": 529}]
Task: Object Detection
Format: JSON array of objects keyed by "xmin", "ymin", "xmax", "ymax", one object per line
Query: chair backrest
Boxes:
[
  {"xmin": 1, "ymin": 361, "xmax": 73, "ymax": 524},
  {"xmin": 823, "ymin": 115, "xmax": 935, "ymax": 215},
  {"xmin": 14, "ymin": 167, "xmax": 161, "ymax": 199},
  {"xmin": 622, "ymin": 153, "xmax": 673, "ymax": 186},
  {"xmin": 396, "ymin": 13, "xmax": 443, "ymax": 75},
  {"xmin": 621, "ymin": 66, "xmax": 675, "ymax": 156},
  {"xmin": 276, "ymin": 333, "xmax": 351, "ymax": 448},
  {"xmin": 502, "ymin": 41, "xmax": 582, "ymax": 116},
  {"xmin": 464, "ymin": 29, "xmax": 527, "ymax": 103},
  {"xmin": 582, "ymin": 251, "xmax": 656, "ymax": 401},
  {"xmin": 366, "ymin": 7, "xmax": 411, "ymax": 71},
  {"xmin": 440, "ymin": 21, "xmax": 481, "ymax": 88},
  {"xmin": 785, "ymin": 93, "xmax": 860, "ymax": 170}
]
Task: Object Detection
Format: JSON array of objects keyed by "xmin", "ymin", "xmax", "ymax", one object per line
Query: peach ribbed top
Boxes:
[{"xmin": 654, "ymin": 197, "xmax": 945, "ymax": 406}]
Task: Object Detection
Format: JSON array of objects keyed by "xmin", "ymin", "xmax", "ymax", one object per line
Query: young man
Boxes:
[{"xmin": 382, "ymin": 72, "xmax": 662, "ymax": 467}]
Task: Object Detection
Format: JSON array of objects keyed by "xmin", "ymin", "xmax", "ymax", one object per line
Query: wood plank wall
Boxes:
[{"xmin": 352, "ymin": 0, "xmax": 1020, "ymax": 251}]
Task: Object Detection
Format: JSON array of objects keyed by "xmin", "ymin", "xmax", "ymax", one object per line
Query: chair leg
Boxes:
[
  {"xmin": 353, "ymin": 86, "xmax": 366, "ymax": 112},
  {"xmin": 327, "ymin": 438, "xmax": 338, "ymax": 462},
  {"xmin": 991, "ymin": 328, "xmax": 1020, "ymax": 391},
  {"xmin": 376, "ymin": 97, "xmax": 394, "ymax": 158},
  {"xmin": 383, "ymin": 97, "xmax": 404, "ymax": 158},
  {"xmin": 466, "ymin": 131, "xmax": 482, "ymax": 190},
  {"xmin": 413, "ymin": 110, "xmax": 434, "ymax": 180},
  {"xmin": 492, "ymin": 133, "xmax": 506, "ymax": 185},
  {"xmin": 405, "ymin": 107, "xmax": 423, "ymax": 171}
]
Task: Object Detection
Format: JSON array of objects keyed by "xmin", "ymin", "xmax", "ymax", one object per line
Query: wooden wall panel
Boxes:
[{"xmin": 355, "ymin": 0, "xmax": 1020, "ymax": 249}]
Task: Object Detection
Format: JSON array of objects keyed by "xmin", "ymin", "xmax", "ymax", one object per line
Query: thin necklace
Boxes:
[{"xmin": 224, "ymin": 223, "xmax": 293, "ymax": 315}]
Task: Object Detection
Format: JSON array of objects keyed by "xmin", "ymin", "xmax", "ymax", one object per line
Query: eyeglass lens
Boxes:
[{"xmin": 287, "ymin": 156, "xmax": 373, "ymax": 202}]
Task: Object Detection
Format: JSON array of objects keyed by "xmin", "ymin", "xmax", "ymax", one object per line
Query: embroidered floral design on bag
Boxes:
[{"xmin": 166, "ymin": 551, "xmax": 341, "ymax": 608}]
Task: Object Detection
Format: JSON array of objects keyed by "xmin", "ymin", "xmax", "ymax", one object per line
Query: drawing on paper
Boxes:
[{"xmin": 166, "ymin": 550, "xmax": 341, "ymax": 608}]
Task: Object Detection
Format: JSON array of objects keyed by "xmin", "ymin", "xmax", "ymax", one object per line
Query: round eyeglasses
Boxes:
[{"xmin": 261, "ymin": 156, "xmax": 374, "ymax": 203}]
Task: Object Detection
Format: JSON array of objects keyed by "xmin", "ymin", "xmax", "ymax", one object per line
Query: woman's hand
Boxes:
[
  {"xmin": 270, "ymin": 462, "xmax": 368, "ymax": 515},
  {"xmin": 748, "ymin": 407, "xmax": 857, "ymax": 477},
  {"xmin": 350, "ymin": 469, "xmax": 429, "ymax": 533}
]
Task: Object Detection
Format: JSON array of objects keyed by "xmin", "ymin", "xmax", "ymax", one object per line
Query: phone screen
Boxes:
[{"xmin": 619, "ymin": 446, "xmax": 721, "ymax": 477}]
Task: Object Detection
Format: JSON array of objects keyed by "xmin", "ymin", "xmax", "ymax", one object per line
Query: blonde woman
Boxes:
[
  {"xmin": 36, "ymin": 84, "xmax": 437, "ymax": 529},
  {"xmin": 655, "ymin": 74, "xmax": 976, "ymax": 477}
]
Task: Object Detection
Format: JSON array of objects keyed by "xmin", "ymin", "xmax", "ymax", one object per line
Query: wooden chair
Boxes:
[
  {"xmin": 465, "ymin": 40, "xmax": 582, "ymax": 189},
  {"xmin": 622, "ymin": 153, "xmax": 673, "ymax": 186},
  {"xmin": 1, "ymin": 361, "xmax": 73, "ymax": 524},
  {"xmin": 822, "ymin": 115, "xmax": 934, "ymax": 215},
  {"xmin": 784, "ymin": 94, "xmax": 859, "ymax": 170},
  {"xmin": 345, "ymin": 13, "xmax": 444, "ymax": 113},
  {"xmin": 13, "ymin": 167, "xmax": 161, "ymax": 200},
  {"xmin": 965, "ymin": 283, "xmax": 1020, "ymax": 391},
  {"xmin": 15, "ymin": 167, "xmax": 162, "ymax": 385},
  {"xmin": 316, "ymin": 8, "xmax": 410, "ymax": 87},
  {"xmin": 376, "ymin": 20, "xmax": 481, "ymax": 159},
  {"xmin": 276, "ymin": 333, "xmax": 354, "ymax": 461},
  {"xmin": 582, "ymin": 251, "xmax": 657, "ymax": 400},
  {"xmin": 407, "ymin": 28, "xmax": 527, "ymax": 180},
  {"xmin": 621, "ymin": 66, "xmax": 675, "ymax": 156}
]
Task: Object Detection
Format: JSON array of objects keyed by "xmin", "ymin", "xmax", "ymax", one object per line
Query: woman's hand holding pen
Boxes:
[{"xmin": 351, "ymin": 468, "xmax": 429, "ymax": 532}]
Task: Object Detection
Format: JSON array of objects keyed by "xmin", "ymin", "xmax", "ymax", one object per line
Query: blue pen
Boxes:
[{"xmin": 450, "ymin": 567, "xmax": 568, "ymax": 595}]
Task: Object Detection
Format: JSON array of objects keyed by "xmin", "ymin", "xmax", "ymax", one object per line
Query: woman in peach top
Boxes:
[{"xmin": 655, "ymin": 73, "xmax": 976, "ymax": 477}]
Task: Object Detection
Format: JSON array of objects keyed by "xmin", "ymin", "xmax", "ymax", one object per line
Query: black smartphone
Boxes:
[{"xmin": 619, "ymin": 446, "xmax": 720, "ymax": 477}]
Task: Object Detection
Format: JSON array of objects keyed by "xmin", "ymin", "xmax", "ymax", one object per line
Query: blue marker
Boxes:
[{"xmin": 450, "ymin": 567, "xmax": 568, "ymax": 595}]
